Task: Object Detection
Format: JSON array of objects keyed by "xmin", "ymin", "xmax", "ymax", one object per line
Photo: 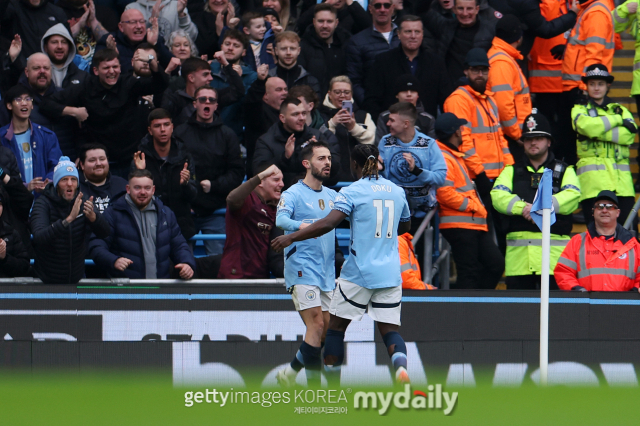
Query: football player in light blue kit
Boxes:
[
  {"xmin": 275, "ymin": 141, "xmax": 337, "ymax": 388},
  {"xmin": 272, "ymin": 144, "xmax": 413, "ymax": 385}
]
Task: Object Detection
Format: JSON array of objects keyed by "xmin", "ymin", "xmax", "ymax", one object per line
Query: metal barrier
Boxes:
[{"xmin": 412, "ymin": 205, "xmax": 451, "ymax": 289}]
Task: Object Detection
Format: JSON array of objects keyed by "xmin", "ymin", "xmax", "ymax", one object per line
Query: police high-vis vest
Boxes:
[
  {"xmin": 613, "ymin": 0, "xmax": 640, "ymax": 96},
  {"xmin": 571, "ymin": 98, "xmax": 635, "ymax": 200},
  {"xmin": 488, "ymin": 37, "xmax": 533, "ymax": 141},
  {"xmin": 444, "ymin": 85, "xmax": 514, "ymax": 179},
  {"xmin": 562, "ymin": 0, "xmax": 615, "ymax": 91},
  {"xmin": 529, "ymin": 0, "xmax": 568, "ymax": 93},
  {"xmin": 436, "ymin": 141, "xmax": 488, "ymax": 231},
  {"xmin": 555, "ymin": 223, "xmax": 640, "ymax": 291},
  {"xmin": 491, "ymin": 154, "xmax": 581, "ymax": 276}
]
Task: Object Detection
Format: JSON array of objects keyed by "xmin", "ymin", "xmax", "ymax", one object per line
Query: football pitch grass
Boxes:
[{"xmin": 2, "ymin": 370, "xmax": 638, "ymax": 425}]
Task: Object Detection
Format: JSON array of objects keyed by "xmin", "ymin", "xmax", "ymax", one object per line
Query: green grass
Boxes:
[{"xmin": 1, "ymin": 370, "xmax": 639, "ymax": 425}]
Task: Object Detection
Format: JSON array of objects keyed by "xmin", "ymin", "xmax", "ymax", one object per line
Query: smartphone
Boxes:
[{"xmin": 342, "ymin": 100, "xmax": 353, "ymax": 114}]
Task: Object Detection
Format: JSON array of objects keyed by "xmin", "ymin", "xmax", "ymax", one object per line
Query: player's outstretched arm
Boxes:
[
  {"xmin": 398, "ymin": 218, "xmax": 412, "ymax": 236},
  {"xmin": 271, "ymin": 210, "xmax": 347, "ymax": 252}
]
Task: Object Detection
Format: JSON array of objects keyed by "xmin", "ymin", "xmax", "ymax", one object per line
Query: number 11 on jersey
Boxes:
[{"xmin": 373, "ymin": 199, "xmax": 395, "ymax": 238}]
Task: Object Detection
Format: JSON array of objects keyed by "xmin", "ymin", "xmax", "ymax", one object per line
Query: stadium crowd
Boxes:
[{"xmin": 0, "ymin": 0, "xmax": 639, "ymax": 291}]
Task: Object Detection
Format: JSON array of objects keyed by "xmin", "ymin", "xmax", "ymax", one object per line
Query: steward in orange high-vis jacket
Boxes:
[
  {"xmin": 487, "ymin": 15, "xmax": 532, "ymax": 143},
  {"xmin": 434, "ymin": 113, "xmax": 504, "ymax": 290},
  {"xmin": 399, "ymin": 233, "xmax": 436, "ymax": 290},
  {"xmin": 555, "ymin": 190, "xmax": 640, "ymax": 292}
]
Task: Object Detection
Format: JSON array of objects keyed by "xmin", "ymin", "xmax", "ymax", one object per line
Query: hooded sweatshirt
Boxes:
[
  {"xmin": 41, "ymin": 23, "xmax": 77, "ymax": 89},
  {"xmin": 125, "ymin": 0, "xmax": 198, "ymax": 41}
]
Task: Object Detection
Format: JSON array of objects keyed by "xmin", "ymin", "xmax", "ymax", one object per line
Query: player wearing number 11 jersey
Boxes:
[{"xmin": 272, "ymin": 144, "xmax": 413, "ymax": 385}]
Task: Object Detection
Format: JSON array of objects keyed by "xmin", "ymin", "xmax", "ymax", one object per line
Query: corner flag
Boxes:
[{"xmin": 531, "ymin": 168, "xmax": 556, "ymax": 231}]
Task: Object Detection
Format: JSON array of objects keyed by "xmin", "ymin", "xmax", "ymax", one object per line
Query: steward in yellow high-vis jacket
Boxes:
[
  {"xmin": 491, "ymin": 112, "xmax": 580, "ymax": 290},
  {"xmin": 570, "ymin": 64, "xmax": 638, "ymax": 224},
  {"xmin": 613, "ymin": 0, "xmax": 640, "ymax": 109}
]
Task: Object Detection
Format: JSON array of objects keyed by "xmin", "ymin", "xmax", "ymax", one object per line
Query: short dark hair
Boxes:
[
  {"xmin": 288, "ymin": 85, "xmax": 318, "ymax": 109},
  {"xmin": 456, "ymin": 0, "xmax": 481, "ymax": 6},
  {"xmin": 3, "ymin": 85, "xmax": 33, "ymax": 110},
  {"xmin": 301, "ymin": 140, "xmax": 330, "ymax": 161},
  {"xmin": 79, "ymin": 143, "xmax": 109, "ymax": 164},
  {"xmin": 399, "ymin": 15, "xmax": 423, "ymax": 29},
  {"xmin": 194, "ymin": 85, "xmax": 218, "ymax": 99},
  {"xmin": 222, "ymin": 28, "xmax": 248, "ymax": 48},
  {"xmin": 314, "ymin": 3, "xmax": 337, "ymax": 17},
  {"xmin": 279, "ymin": 96, "xmax": 302, "ymax": 114},
  {"xmin": 148, "ymin": 108, "xmax": 173, "ymax": 125},
  {"xmin": 389, "ymin": 102, "xmax": 417, "ymax": 125},
  {"xmin": 134, "ymin": 42, "xmax": 159, "ymax": 55},
  {"xmin": 242, "ymin": 11, "xmax": 264, "ymax": 28},
  {"xmin": 92, "ymin": 48, "xmax": 119, "ymax": 69},
  {"xmin": 128, "ymin": 168, "xmax": 154, "ymax": 182},
  {"xmin": 181, "ymin": 57, "xmax": 211, "ymax": 81}
]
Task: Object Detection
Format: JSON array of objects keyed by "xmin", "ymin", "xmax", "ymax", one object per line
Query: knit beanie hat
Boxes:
[
  {"xmin": 495, "ymin": 14, "xmax": 523, "ymax": 44},
  {"xmin": 53, "ymin": 156, "xmax": 79, "ymax": 187}
]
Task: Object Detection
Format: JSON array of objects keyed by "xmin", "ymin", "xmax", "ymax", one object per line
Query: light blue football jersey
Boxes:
[
  {"xmin": 333, "ymin": 176, "xmax": 411, "ymax": 289},
  {"xmin": 277, "ymin": 181, "xmax": 337, "ymax": 291}
]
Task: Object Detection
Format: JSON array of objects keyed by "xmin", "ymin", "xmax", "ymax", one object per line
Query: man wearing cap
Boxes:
[
  {"xmin": 492, "ymin": 112, "xmax": 580, "ymax": 289},
  {"xmin": 375, "ymin": 74, "xmax": 436, "ymax": 144},
  {"xmin": 487, "ymin": 15, "xmax": 532, "ymax": 158},
  {"xmin": 30, "ymin": 156, "xmax": 110, "ymax": 284},
  {"xmin": 444, "ymin": 48, "xmax": 513, "ymax": 205},
  {"xmin": 555, "ymin": 190, "xmax": 640, "ymax": 292},
  {"xmin": 571, "ymin": 64, "xmax": 637, "ymax": 225},
  {"xmin": 435, "ymin": 112, "xmax": 504, "ymax": 289}
]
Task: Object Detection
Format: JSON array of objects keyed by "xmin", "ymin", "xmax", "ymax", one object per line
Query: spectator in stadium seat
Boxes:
[
  {"xmin": 288, "ymin": 85, "xmax": 328, "ymax": 132},
  {"xmin": 267, "ymin": 31, "xmax": 321, "ymax": 97},
  {"xmin": 1, "ymin": 85, "xmax": 63, "ymax": 194},
  {"xmin": 241, "ymin": 10, "xmax": 276, "ymax": 72},
  {"xmin": 133, "ymin": 108, "xmax": 197, "ymax": 240},
  {"xmin": 298, "ymin": 4, "xmax": 350, "ymax": 97},
  {"xmin": 41, "ymin": 24, "xmax": 89, "ymax": 90},
  {"xmin": 253, "ymin": 97, "xmax": 341, "ymax": 188},
  {"xmin": 318, "ymin": 76, "xmax": 376, "ymax": 182},
  {"xmin": 218, "ymin": 164, "xmax": 285, "ymax": 279},
  {"xmin": 0, "ymin": 148, "xmax": 35, "ymax": 257},
  {"xmin": 175, "ymin": 86, "xmax": 245, "ymax": 256},
  {"xmin": 344, "ymin": 0, "xmax": 400, "ymax": 106},
  {"xmin": 125, "ymin": 0, "xmax": 199, "ymax": 42},
  {"xmin": 188, "ymin": 0, "xmax": 239, "ymax": 58},
  {"xmin": 89, "ymin": 168, "xmax": 195, "ymax": 279},
  {"xmin": 162, "ymin": 55, "xmax": 244, "ymax": 126},
  {"xmin": 262, "ymin": 0, "xmax": 294, "ymax": 30},
  {"xmin": 296, "ymin": 0, "xmax": 370, "ymax": 37},
  {"xmin": 375, "ymin": 75, "xmax": 436, "ymax": 144},
  {"xmin": 165, "ymin": 29, "xmax": 199, "ymax": 92},
  {"xmin": 0, "ymin": 193, "xmax": 31, "ymax": 278},
  {"xmin": 130, "ymin": 43, "xmax": 167, "ymax": 119},
  {"xmin": 243, "ymin": 67, "xmax": 288, "ymax": 176},
  {"xmin": 364, "ymin": 16, "xmax": 451, "ymax": 121},
  {"xmin": 95, "ymin": 10, "xmax": 174, "ymax": 74},
  {"xmin": 31, "ymin": 156, "xmax": 109, "ymax": 284},
  {"xmin": 211, "ymin": 29, "xmax": 258, "ymax": 138},
  {"xmin": 78, "ymin": 143, "xmax": 127, "ymax": 214},
  {"xmin": 555, "ymin": 190, "xmax": 640, "ymax": 292},
  {"xmin": 39, "ymin": 48, "xmax": 168, "ymax": 179}
]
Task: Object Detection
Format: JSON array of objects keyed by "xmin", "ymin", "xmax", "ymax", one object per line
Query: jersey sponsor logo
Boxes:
[
  {"xmin": 305, "ymin": 290, "xmax": 316, "ymax": 301},
  {"xmin": 257, "ymin": 222, "xmax": 272, "ymax": 235},
  {"xmin": 319, "ymin": 199, "xmax": 325, "ymax": 210}
]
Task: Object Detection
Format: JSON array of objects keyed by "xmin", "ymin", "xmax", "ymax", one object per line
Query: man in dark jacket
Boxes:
[
  {"xmin": 365, "ymin": 16, "xmax": 452, "ymax": 121},
  {"xmin": 345, "ymin": 0, "xmax": 400, "ymax": 106},
  {"xmin": 30, "ymin": 156, "xmax": 109, "ymax": 284},
  {"xmin": 423, "ymin": 0, "xmax": 498, "ymax": 88},
  {"xmin": 175, "ymin": 86, "xmax": 245, "ymax": 256},
  {"xmin": 133, "ymin": 108, "xmax": 198, "ymax": 240},
  {"xmin": 298, "ymin": 4, "xmax": 350, "ymax": 96},
  {"xmin": 0, "ymin": 0, "xmax": 69, "ymax": 57},
  {"xmin": 41, "ymin": 24, "xmax": 88, "ymax": 90},
  {"xmin": 78, "ymin": 143, "xmax": 127, "ymax": 213},
  {"xmin": 243, "ymin": 67, "xmax": 288, "ymax": 176},
  {"xmin": 39, "ymin": 48, "xmax": 168, "ymax": 178},
  {"xmin": 0, "ymin": 193, "xmax": 31, "ymax": 278},
  {"xmin": 253, "ymin": 97, "xmax": 341, "ymax": 188},
  {"xmin": 88, "ymin": 169, "xmax": 196, "ymax": 279},
  {"xmin": 95, "ymin": 9, "xmax": 174, "ymax": 74},
  {"xmin": 296, "ymin": 0, "xmax": 371, "ymax": 36},
  {"xmin": 268, "ymin": 31, "xmax": 321, "ymax": 97}
]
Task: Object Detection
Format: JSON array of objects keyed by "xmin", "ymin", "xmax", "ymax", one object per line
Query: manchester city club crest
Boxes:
[
  {"xmin": 67, "ymin": 166, "xmax": 74, "ymax": 172},
  {"xmin": 305, "ymin": 290, "xmax": 316, "ymax": 301},
  {"xmin": 319, "ymin": 199, "xmax": 325, "ymax": 210},
  {"xmin": 390, "ymin": 152, "xmax": 422, "ymax": 184}
]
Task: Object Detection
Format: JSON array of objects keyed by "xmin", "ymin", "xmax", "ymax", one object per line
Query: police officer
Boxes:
[
  {"xmin": 491, "ymin": 112, "xmax": 581, "ymax": 290},
  {"xmin": 571, "ymin": 64, "xmax": 638, "ymax": 225}
]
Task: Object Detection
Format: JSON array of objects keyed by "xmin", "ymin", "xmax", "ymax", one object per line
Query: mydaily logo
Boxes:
[{"xmin": 354, "ymin": 384, "xmax": 458, "ymax": 415}]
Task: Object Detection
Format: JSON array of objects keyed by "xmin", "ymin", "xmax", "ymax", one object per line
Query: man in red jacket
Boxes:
[{"xmin": 555, "ymin": 190, "xmax": 640, "ymax": 292}]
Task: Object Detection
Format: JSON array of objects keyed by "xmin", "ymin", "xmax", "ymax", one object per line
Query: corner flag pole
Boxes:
[{"xmin": 539, "ymin": 207, "xmax": 551, "ymax": 386}]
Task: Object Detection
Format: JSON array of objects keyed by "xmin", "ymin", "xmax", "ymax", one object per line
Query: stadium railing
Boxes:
[{"xmin": 412, "ymin": 205, "xmax": 451, "ymax": 289}]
